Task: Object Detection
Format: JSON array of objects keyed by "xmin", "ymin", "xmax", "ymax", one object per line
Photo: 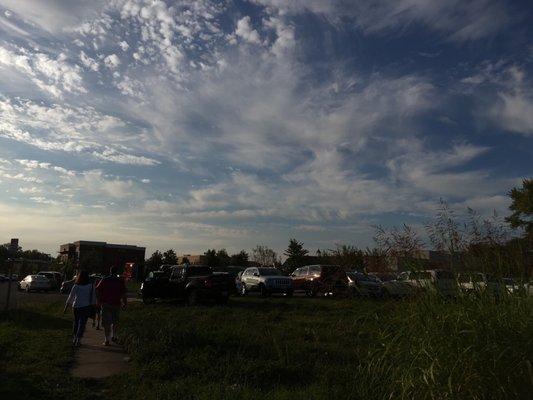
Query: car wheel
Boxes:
[
  {"xmin": 187, "ymin": 290, "xmax": 199, "ymax": 306},
  {"xmin": 259, "ymin": 284, "xmax": 269, "ymax": 298}
]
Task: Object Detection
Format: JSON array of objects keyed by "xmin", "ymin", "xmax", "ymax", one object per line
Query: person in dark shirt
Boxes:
[{"xmin": 96, "ymin": 266, "xmax": 127, "ymax": 346}]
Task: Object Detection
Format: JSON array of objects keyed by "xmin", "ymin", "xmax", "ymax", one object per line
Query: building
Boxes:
[
  {"xmin": 177, "ymin": 254, "xmax": 207, "ymax": 265},
  {"xmin": 59, "ymin": 241, "xmax": 145, "ymax": 274}
]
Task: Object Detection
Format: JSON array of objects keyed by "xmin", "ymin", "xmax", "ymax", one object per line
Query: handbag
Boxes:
[{"xmin": 87, "ymin": 283, "xmax": 97, "ymax": 319}]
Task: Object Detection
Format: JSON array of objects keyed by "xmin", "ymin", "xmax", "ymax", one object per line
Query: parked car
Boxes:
[
  {"xmin": 523, "ymin": 280, "xmax": 533, "ymax": 297},
  {"xmin": 60, "ymin": 279, "xmax": 75, "ymax": 294},
  {"xmin": 397, "ymin": 269, "xmax": 459, "ymax": 297},
  {"xmin": 18, "ymin": 275, "xmax": 53, "ymax": 292},
  {"xmin": 37, "ymin": 271, "xmax": 63, "ymax": 290},
  {"xmin": 11, "ymin": 274, "xmax": 18, "ymax": 281},
  {"xmin": 346, "ymin": 272, "xmax": 383, "ymax": 297},
  {"xmin": 235, "ymin": 271, "xmax": 244, "ymax": 295},
  {"xmin": 457, "ymin": 272, "xmax": 488, "ymax": 294},
  {"xmin": 502, "ymin": 278, "xmax": 521, "ymax": 294},
  {"xmin": 213, "ymin": 266, "xmax": 244, "ymax": 295},
  {"xmin": 140, "ymin": 265, "xmax": 233, "ymax": 305},
  {"xmin": 381, "ymin": 275, "xmax": 419, "ymax": 298},
  {"xmin": 291, "ymin": 265, "xmax": 348, "ymax": 297},
  {"xmin": 240, "ymin": 267, "xmax": 292, "ymax": 297}
]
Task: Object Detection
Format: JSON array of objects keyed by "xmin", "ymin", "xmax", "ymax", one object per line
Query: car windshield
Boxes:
[
  {"xmin": 187, "ymin": 267, "xmax": 212, "ymax": 276},
  {"xmin": 258, "ymin": 268, "xmax": 281, "ymax": 276}
]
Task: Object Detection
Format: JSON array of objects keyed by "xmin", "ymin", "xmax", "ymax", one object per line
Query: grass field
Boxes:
[{"xmin": 1, "ymin": 294, "xmax": 532, "ymax": 399}]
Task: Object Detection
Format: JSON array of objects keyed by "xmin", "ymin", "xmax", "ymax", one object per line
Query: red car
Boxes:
[{"xmin": 290, "ymin": 265, "xmax": 348, "ymax": 297}]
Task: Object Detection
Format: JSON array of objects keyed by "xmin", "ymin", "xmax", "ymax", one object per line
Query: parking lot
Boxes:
[{"xmin": 0, "ymin": 281, "xmax": 66, "ymax": 309}]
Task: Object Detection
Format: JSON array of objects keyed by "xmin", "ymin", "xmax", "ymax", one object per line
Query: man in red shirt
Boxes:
[{"xmin": 96, "ymin": 266, "xmax": 127, "ymax": 346}]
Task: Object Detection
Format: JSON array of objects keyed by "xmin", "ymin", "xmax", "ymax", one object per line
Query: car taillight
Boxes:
[{"xmin": 204, "ymin": 278, "xmax": 213, "ymax": 288}]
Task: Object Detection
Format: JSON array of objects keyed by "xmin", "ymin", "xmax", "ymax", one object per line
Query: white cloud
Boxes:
[
  {"xmin": 79, "ymin": 50, "xmax": 99, "ymax": 71},
  {"xmin": 119, "ymin": 41, "xmax": 129, "ymax": 51},
  {"xmin": 253, "ymin": 0, "xmax": 511, "ymax": 42},
  {"xmin": 235, "ymin": 16, "xmax": 261, "ymax": 44},
  {"xmin": 104, "ymin": 54, "xmax": 121, "ymax": 69}
]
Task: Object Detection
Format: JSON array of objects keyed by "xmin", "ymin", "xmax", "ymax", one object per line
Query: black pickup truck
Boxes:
[{"xmin": 140, "ymin": 265, "xmax": 233, "ymax": 305}]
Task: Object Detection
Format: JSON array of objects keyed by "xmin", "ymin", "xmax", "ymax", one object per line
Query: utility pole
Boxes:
[{"xmin": 4, "ymin": 238, "xmax": 18, "ymax": 312}]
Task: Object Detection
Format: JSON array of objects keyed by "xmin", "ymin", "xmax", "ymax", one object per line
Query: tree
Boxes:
[
  {"xmin": 230, "ymin": 250, "xmax": 249, "ymax": 266},
  {"xmin": 283, "ymin": 239, "xmax": 308, "ymax": 273},
  {"xmin": 204, "ymin": 249, "xmax": 218, "ymax": 268},
  {"xmin": 506, "ymin": 179, "xmax": 533, "ymax": 238},
  {"xmin": 251, "ymin": 245, "xmax": 279, "ymax": 267},
  {"xmin": 216, "ymin": 249, "xmax": 231, "ymax": 267},
  {"xmin": 329, "ymin": 244, "xmax": 365, "ymax": 271},
  {"xmin": 163, "ymin": 249, "xmax": 178, "ymax": 265},
  {"xmin": 374, "ymin": 224, "xmax": 424, "ymax": 271},
  {"xmin": 146, "ymin": 250, "xmax": 164, "ymax": 271}
]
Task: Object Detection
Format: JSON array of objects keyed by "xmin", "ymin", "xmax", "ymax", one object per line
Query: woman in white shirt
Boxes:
[{"xmin": 63, "ymin": 270, "xmax": 96, "ymax": 346}]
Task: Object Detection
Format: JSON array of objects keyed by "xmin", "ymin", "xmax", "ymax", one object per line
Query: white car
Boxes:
[
  {"xmin": 240, "ymin": 267, "xmax": 293, "ymax": 297},
  {"xmin": 380, "ymin": 275, "xmax": 418, "ymax": 298},
  {"xmin": 397, "ymin": 269, "xmax": 459, "ymax": 297},
  {"xmin": 19, "ymin": 275, "xmax": 53, "ymax": 292},
  {"xmin": 457, "ymin": 272, "xmax": 488, "ymax": 294}
]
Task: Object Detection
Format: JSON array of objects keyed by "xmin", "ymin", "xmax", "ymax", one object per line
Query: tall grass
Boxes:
[{"xmin": 114, "ymin": 295, "xmax": 532, "ymax": 400}]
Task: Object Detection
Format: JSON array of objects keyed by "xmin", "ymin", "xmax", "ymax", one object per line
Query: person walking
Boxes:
[
  {"xmin": 96, "ymin": 266, "xmax": 127, "ymax": 346},
  {"xmin": 63, "ymin": 270, "xmax": 96, "ymax": 347}
]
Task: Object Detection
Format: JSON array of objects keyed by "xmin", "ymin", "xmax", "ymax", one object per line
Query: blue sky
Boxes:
[{"xmin": 0, "ymin": 0, "xmax": 531, "ymax": 256}]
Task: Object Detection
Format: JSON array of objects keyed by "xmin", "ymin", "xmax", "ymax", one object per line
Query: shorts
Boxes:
[{"xmin": 101, "ymin": 304, "xmax": 121, "ymax": 325}]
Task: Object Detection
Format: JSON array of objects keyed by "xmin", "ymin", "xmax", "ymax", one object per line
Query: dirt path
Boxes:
[{"xmin": 70, "ymin": 322, "xmax": 131, "ymax": 379}]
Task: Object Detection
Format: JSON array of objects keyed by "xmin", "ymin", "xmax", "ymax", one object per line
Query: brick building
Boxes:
[{"xmin": 59, "ymin": 241, "xmax": 145, "ymax": 274}]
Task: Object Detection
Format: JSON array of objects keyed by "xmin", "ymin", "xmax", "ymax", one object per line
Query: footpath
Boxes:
[{"xmin": 70, "ymin": 322, "xmax": 131, "ymax": 379}]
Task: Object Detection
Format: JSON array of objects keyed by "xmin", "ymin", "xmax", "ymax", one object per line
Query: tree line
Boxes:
[{"xmin": 143, "ymin": 179, "xmax": 532, "ymax": 278}]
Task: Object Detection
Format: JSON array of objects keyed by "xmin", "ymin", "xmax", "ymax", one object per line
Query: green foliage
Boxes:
[
  {"xmin": 146, "ymin": 250, "xmax": 164, "ymax": 271},
  {"xmin": 283, "ymin": 239, "xmax": 309, "ymax": 273},
  {"xmin": 216, "ymin": 249, "xmax": 231, "ymax": 267},
  {"xmin": 318, "ymin": 244, "xmax": 365, "ymax": 271},
  {"xmin": 251, "ymin": 245, "xmax": 279, "ymax": 267},
  {"xmin": 230, "ymin": 250, "xmax": 249, "ymax": 267},
  {"xmin": 204, "ymin": 249, "xmax": 218, "ymax": 268},
  {"xmin": 0, "ymin": 302, "xmax": 90, "ymax": 399},
  {"xmin": 114, "ymin": 296, "xmax": 533, "ymax": 400},
  {"xmin": 162, "ymin": 249, "xmax": 178, "ymax": 265},
  {"xmin": 506, "ymin": 179, "xmax": 533, "ymax": 237}
]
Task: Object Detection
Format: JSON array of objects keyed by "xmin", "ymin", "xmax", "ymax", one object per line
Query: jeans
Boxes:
[{"xmin": 73, "ymin": 306, "xmax": 92, "ymax": 339}]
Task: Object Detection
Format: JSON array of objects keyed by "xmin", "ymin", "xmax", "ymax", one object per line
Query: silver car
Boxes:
[
  {"xmin": 19, "ymin": 275, "xmax": 53, "ymax": 292},
  {"xmin": 240, "ymin": 267, "xmax": 293, "ymax": 297}
]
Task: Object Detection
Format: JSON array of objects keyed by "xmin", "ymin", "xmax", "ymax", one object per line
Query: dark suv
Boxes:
[
  {"xmin": 140, "ymin": 265, "xmax": 233, "ymax": 305},
  {"xmin": 290, "ymin": 265, "xmax": 348, "ymax": 297}
]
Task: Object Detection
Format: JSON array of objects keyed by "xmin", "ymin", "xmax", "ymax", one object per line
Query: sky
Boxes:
[{"xmin": 0, "ymin": 0, "xmax": 532, "ymax": 257}]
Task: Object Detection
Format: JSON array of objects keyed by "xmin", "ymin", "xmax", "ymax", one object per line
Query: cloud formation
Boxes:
[{"xmin": 0, "ymin": 0, "xmax": 530, "ymax": 254}]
